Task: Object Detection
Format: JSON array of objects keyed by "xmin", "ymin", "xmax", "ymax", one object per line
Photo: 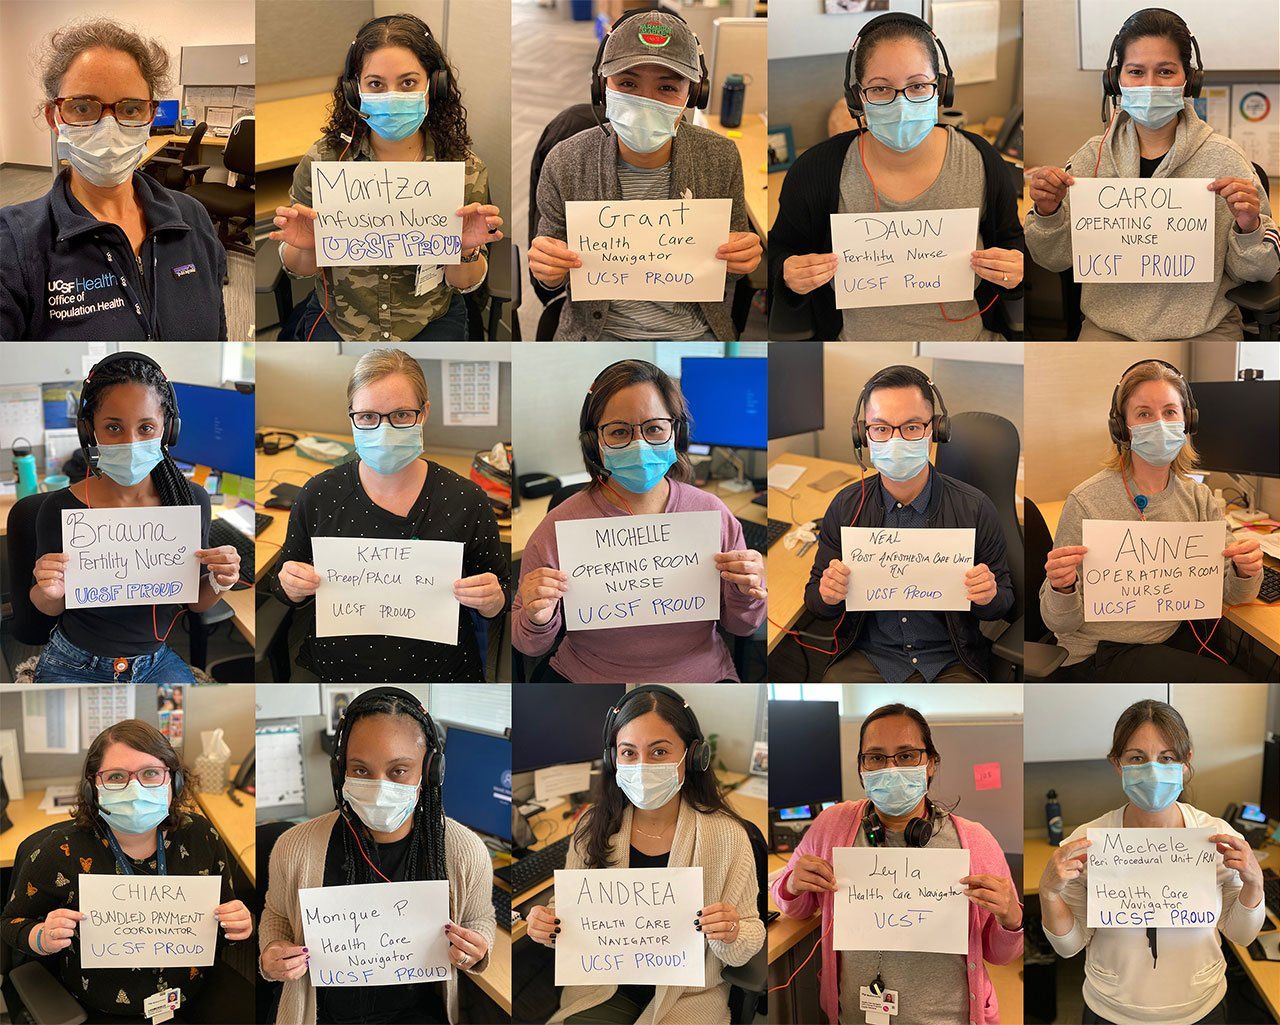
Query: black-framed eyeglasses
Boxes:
[
  {"xmin": 863, "ymin": 421, "xmax": 931, "ymax": 443},
  {"xmin": 348, "ymin": 408, "xmax": 425, "ymax": 430},
  {"xmin": 597, "ymin": 418, "xmax": 678, "ymax": 450},
  {"xmin": 95, "ymin": 767, "xmax": 170, "ymax": 790},
  {"xmin": 859, "ymin": 81, "xmax": 939, "ymax": 106},
  {"xmin": 859, "ymin": 749, "xmax": 928, "ymax": 771},
  {"xmin": 54, "ymin": 97, "xmax": 157, "ymax": 127}
]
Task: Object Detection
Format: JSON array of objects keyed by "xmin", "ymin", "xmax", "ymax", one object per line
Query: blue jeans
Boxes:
[
  {"xmin": 294, "ymin": 289, "xmax": 469, "ymax": 340},
  {"xmin": 34, "ymin": 628, "xmax": 196, "ymax": 683}
]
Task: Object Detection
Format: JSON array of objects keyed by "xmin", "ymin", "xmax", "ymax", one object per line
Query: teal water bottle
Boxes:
[{"xmin": 13, "ymin": 438, "xmax": 38, "ymax": 499}]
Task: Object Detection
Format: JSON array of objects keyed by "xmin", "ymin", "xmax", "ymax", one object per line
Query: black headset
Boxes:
[
  {"xmin": 329, "ymin": 687, "xmax": 446, "ymax": 805},
  {"xmin": 77, "ymin": 350, "xmax": 181, "ymax": 452},
  {"xmin": 589, "ymin": 8, "xmax": 711, "ymax": 114},
  {"xmin": 862, "ymin": 795, "xmax": 941, "ymax": 849},
  {"xmin": 1102, "ymin": 7, "xmax": 1203, "ymax": 106},
  {"xmin": 601, "ymin": 685, "xmax": 712, "ymax": 774},
  {"xmin": 851, "ymin": 364, "xmax": 951, "ymax": 468},
  {"xmin": 1107, "ymin": 358, "xmax": 1199, "ymax": 446},
  {"xmin": 341, "ymin": 13, "xmax": 450, "ymax": 123},
  {"xmin": 844, "ymin": 12, "xmax": 955, "ymax": 120},
  {"xmin": 578, "ymin": 360, "xmax": 690, "ymax": 481},
  {"xmin": 257, "ymin": 430, "xmax": 299, "ymax": 456}
]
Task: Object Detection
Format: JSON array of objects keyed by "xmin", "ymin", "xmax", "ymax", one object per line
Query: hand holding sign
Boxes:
[
  {"xmin": 269, "ymin": 203, "xmax": 318, "ymax": 252},
  {"xmin": 30, "ymin": 908, "xmax": 85, "ymax": 954},
  {"xmin": 832, "ymin": 847, "xmax": 970, "ymax": 954},
  {"xmin": 1081, "ymin": 520, "xmax": 1224, "ymax": 621},
  {"xmin": 62, "ymin": 507, "xmax": 202, "ymax": 609},
  {"xmin": 32, "ymin": 552, "xmax": 71, "ymax": 603},
  {"xmin": 1086, "ymin": 827, "xmax": 1221, "ymax": 928},
  {"xmin": 1207, "ymin": 176, "xmax": 1262, "ymax": 233},
  {"xmin": 840, "ymin": 527, "xmax": 976, "ymax": 611},
  {"xmin": 1040, "ymin": 837, "xmax": 1092, "ymax": 898}
]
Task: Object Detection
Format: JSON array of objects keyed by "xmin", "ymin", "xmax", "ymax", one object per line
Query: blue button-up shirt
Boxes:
[{"xmin": 861, "ymin": 471, "xmax": 958, "ymax": 681}]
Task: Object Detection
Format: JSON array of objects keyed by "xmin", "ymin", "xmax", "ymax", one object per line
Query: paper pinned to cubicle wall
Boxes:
[{"xmin": 22, "ymin": 690, "xmax": 79, "ymax": 754}]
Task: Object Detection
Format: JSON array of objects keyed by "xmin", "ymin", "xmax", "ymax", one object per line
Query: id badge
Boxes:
[
  {"xmin": 414, "ymin": 264, "xmax": 444, "ymax": 296},
  {"xmin": 144, "ymin": 988, "xmax": 181, "ymax": 1024},
  {"xmin": 859, "ymin": 986, "xmax": 898, "ymax": 1025}
]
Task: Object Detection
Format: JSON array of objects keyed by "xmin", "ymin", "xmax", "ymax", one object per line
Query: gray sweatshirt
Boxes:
[
  {"xmin": 1040, "ymin": 468, "xmax": 1261, "ymax": 665},
  {"xmin": 1025, "ymin": 101, "xmax": 1279, "ymax": 340},
  {"xmin": 536, "ymin": 121, "xmax": 750, "ymax": 341}
]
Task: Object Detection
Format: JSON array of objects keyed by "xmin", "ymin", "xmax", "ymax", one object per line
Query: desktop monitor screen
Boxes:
[
  {"xmin": 441, "ymin": 726, "xmax": 512, "ymax": 841},
  {"xmin": 768, "ymin": 341, "xmax": 824, "ymax": 439},
  {"xmin": 1186, "ymin": 380, "xmax": 1279, "ymax": 479},
  {"xmin": 681, "ymin": 357, "xmax": 767, "ymax": 450},
  {"xmin": 153, "ymin": 99, "xmax": 180, "ymax": 128},
  {"xmin": 168, "ymin": 382, "xmax": 255, "ymax": 478},
  {"xmin": 769, "ymin": 700, "xmax": 842, "ymax": 808},
  {"xmin": 512, "ymin": 684, "xmax": 625, "ymax": 772}
]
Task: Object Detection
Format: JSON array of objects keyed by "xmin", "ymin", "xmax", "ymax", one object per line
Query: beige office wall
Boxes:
[{"xmin": 667, "ymin": 683, "xmax": 763, "ymax": 776}]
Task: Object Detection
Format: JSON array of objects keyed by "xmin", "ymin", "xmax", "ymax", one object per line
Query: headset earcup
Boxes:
[
  {"xmin": 939, "ymin": 73, "xmax": 954, "ymax": 108},
  {"xmin": 430, "ymin": 69, "xmax": 449, "ymax": 106},
  {"xmin": 343, "ymin": 78, "xmax": 362, "ymax": 116},
  {"xmin": 1186, "ymin": 67, "xmax": 1202, "ymax": 98},
  {"xmin": 676, "ymin": 419, "xmax": 689, "ymax": 451},
  {"xmin": 173, "ymin": 770, "xmax": 183, "ymax": 794},
  {"xmin": 168, "ymin": 415, "xmax": 181, "ymax": 450},
  {"xmin": 933, "ymin": 415, "xmax": 951, "ymax": 444}
]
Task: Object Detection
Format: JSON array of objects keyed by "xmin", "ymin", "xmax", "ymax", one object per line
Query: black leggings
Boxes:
[
  {"xmin": 1049, "ymin": 623, "xmax": 1257, "ymax": 682},
  {"xmin": 1082, "ymin": 996, "xmax": 1226, "ymax": 1024}
]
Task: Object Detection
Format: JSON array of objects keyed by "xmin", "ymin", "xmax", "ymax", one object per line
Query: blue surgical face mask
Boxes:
[
  {"xmin": 863, "ymin": 94, "xmax": 938, "ymax": 153},
  {"xmin": 1128, "ymin": 419, "xmax": 1185, "ymax": 467},
  {"xmin": 605, "ymin": 87, "xmax": 684, "ymax": 154},
  {"xmin": 342, "ymin": 776, "xmax": 420, "ymax": 832},
  {"xmin": 602, "ymin": 438, "xmax": 676, "ymax": 493},
  {"xmin": 359, "ymin": 91, "xmax": 428, "ymax": 141},
  {"xmin": 353, "ymin": 423, "xmax": 424, "ymax": 475},
  {"xmin": 1121, "ymin": 761, "xmax": 1184, "ymax": 812},
  {"xmin": 869, "ymin": 436, "xmax": 930, "ymax": 482},
  {"xmin": 96, "ymin": 438, "xmax": 163, "ymax": 487},
  {"xmin": 56, "ymin": 115, "xmax": 150, "ymax": 188},
  {"xmin": 1119, "ymin": 86, "xmax": 1184, "ymax": 130},
  {"xmin": 615, "ymin": 751, "xmax": 686, "ymax": 811},
  {"xmin": 97, "ymin": 779, "xmax": 171, "ymax": 835},
  {"xmin": 862, "ymin": 765, "xmax": 929, "ymax": 818}
]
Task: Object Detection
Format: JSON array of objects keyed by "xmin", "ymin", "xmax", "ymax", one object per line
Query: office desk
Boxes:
[
  {"xmin": 700, "ymin": 114, "xmax": 769, "ymax": 237},
  {"xmin": 1037, "ymin": 499, "xmax": 1280, "ymax": 657},
  {"xmin": 193, "ymin": 765, "xmax": 256, "ymax": 886},
  {"xmin": 0, "ymin": 789, "xmax": 75, "ymax": 869},
  {"xmin": 256, "ymin": 93, "xmax": 330, "ymax": 171}
]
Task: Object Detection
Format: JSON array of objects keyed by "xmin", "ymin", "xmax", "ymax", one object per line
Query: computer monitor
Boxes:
[
  {"xmin": 1262, "ymin": 734, "xmax": 1278, "ymax": 821},
  {"xmin": 511, "ymin": 684, "xmax": 625, "ymax": 772},
  {"xmin": 1187, "ymin": 380, "xmax": 1280, "ymax": 479},
  {"xmin": 440, "ymin": 726, "xmax": 512, "ymax": 842},
  {"xmin": 153, "ymin": 99, "xmax": 179, "ymax": 129},
  {"xmin": 769, "ymin": 700, "xmax": 842, "ymax": 808},
  {"xmin": 168, "ymin": 382, "xmax": 255, "ymax": 478},
  {"xmin": 681, "ymin": 357, "xmax": 766, "ymax": 450},
  {"xmin": 768, "ymin": 342, "xmax": 824, "ymax": 439}
]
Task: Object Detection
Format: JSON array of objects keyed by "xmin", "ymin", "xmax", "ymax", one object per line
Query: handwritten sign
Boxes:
[
  {"xmin": 830, "ymin": 207, "xmax": 979, "ymax": 309},
  {"xmin": 311, "ymin": 161, "xmax": 464, "ymax": 268},
  {"xmin": 554, "ymin": 867, "xmax": 704, "ymax": 986},
  {"xmin": 79, "ymin": 873, "xmax": 221, "ymax": 968},
  {"xmin": 555, "ymin": 511, "xmax": 721, "ymax": 631},
  {"xmin": 566, "ymin": 199, "xmax": 731, "ymax": 302},
  {"xmin": 312, "ymin": 537, "xmax": 464, "ymax": 643},
  {"xmin": 840, "ymin": 526, "xmax": 975, "ymax": 611},
  {"xmin": 1070, "ymin": 178, "xmax": 1215, "ymax": 283},
  {"xmin": 1086, "ymin": 827, "xmax": 1221, "ymax": 928},
  {"xmin": 832, "ymin": 847, "xmax": 970, "ymax": 955},
  {"xmin": 300, "ymin": 880, "xmax": 452, "ymax": 987},
  {"xmin": 1081, "ymin": 519, "xmax": 1223, "ymax": 621},
  {"xmin": 62, "ymin": 506, "xmax": 201, "ymax": 609}
]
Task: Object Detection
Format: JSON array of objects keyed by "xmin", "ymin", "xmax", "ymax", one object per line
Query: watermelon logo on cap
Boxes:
[{"xmin": 638, "ymin": 21, "xmax": 672, "ymax": 47}]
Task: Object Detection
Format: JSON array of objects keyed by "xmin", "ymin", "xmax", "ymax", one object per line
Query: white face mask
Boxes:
[
  {"xmin": 342, "ymin": 776, "xmax": 419, "ymax": 832},
  {"xmin": 615, "ymin": 751, "xmax": 686, "ymax": 810},
  {"xmin": 56, "ymin": 115, "xmax": 150, "ymax": 188}
]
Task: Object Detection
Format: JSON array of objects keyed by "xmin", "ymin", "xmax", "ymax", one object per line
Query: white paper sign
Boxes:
[
  {"xmin": 1086, "ymin": 827, "xmax": 1222, "ymax": 929},
  {"xmin": 79, "ymin": 873, "xmax": 221, "ymax": 968},
  {"xmin": 300, "ymin": 880, "xmax": 452, "ymax": 987},
  {"xmin": 831, "ymin": 207, "xmax": 979, "ymax": 309},
  {"xmin": 554, "ymin": 867, "xmax": 705, "ymax": 986},
  {"xmin": 555, "ymin": 511, "xmax": 722, "ymax": 631},
  {"xmin": 312, "ymin": 537, "xmax": 464, "ymax": 643},
  {"xmin": 1081, "ymin": 519, "xmax": 1223, "ymax": 621},
  {"xmin": 566, "ymin": 198, "xmax": 731, "ymax": 301},
  {"xmin": 1069, "ymin": 178, "xmax": 1215, "ymax": 283},
  {"xmin": 841, "ymin": 526, "xmax": 976, "ymax": 611},
  {"xmin": 311, "ymin": 160, "xmax": 464, "ymax": 267},
  {"xmin": 832, "ymin": 847, "xmax": 970, "ymax": 955},
  {"xmin": 62, "ymin": 506, "xmax": 201, "ymax": 609}
]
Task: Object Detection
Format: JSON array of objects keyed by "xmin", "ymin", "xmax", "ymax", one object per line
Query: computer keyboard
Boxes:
[
  {"xmin": 208, "ymin": 517, "xmax": 255, "ymax": 585},
  {"xmin": 493, "ymin": 834, "xmax": 571, "ymax": 894},
  {"xmin": 1259, "ymin": 564, "xmax": 1280, "ymax": 604},
  {"xmin": 492, "ymin": 884, "xmax": 514, "ymax": 930},
  {"xmin": 739, "ymin": 517, "xmax": 792, "ymax": 552},
  {"xmin": 255, "ymin": 511, "xmax": 273, "ymax": 536},
  {"xmin": 1264, "ymin": 867, "xmax": 1280, "ymax": 919}
]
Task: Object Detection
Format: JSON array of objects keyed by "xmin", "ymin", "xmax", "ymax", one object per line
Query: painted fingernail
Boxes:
[
  {"xmin": 554, "ymin": 926, "xmax": 561, "ymax": 934},
  {"xmin": 554, "ymin": 918, "xmax": 560, "ymax": 925},
  {"xmin": 697, "ymin": 909, "xmax": 703, "ymax": 916},
  {"xmin": 695, "ymin": 923, "xmax": 702, "ymax": 931},
  {"xmin": 303, "ymin": 947, "xmax": 309, "ymax": 952}
]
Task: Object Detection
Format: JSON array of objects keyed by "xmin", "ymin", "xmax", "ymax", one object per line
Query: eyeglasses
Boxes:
[
  {"xmin": 859, "ymin": 749, "xmax": 928, "ymax": 771},
  {"xmin": 348, "ymin": 408, "xmax": 424, "ymax": 430},
  {"xmin": 597, "ymin": 418, "xmax": 678, "ymax": 450},
  {"xmin": 95, "ymin": 767, "xmax": 170, "ymax": 790},
  {"xmin": 863, "ymin": 421, "xmax": 931, "ymax": 442},
  {"xmin": 54, "ymin": 97, "xmax": 157, "ymax": 128},
  {"xmin": 860, "ymin": 82, "xmax": 939, "ymax": 106}
]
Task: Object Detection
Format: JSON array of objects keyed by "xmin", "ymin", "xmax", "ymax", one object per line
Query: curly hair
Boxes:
[
  {"xmin": 36, "ymin": 17, "xmax": 171, "ymax": 103},
  {"xmin": 321, "ymin": 13, "xmax": 471, "ymax": 162},
  {"xmin": 72, "ymin": 719, "xmax": 195, "ymax": 834}
]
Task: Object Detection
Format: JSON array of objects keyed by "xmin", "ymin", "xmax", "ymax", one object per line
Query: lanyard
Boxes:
[{"xmin": 102, "ymin": 825, "xmax": 166, "ymax": 876}]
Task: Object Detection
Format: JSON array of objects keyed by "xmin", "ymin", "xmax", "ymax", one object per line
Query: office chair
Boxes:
[
  {"xmin": 1021, "ymin": 497, "xmax": 1070, "ymax": 679},
  {"xmin": 1225, "ymin": 161, "xmax": 1280, "ymax": 341},
  {"xmin": 185, "ymin": 116, "xmax": 255, "ymax": 257},
  {"xmin": 142, "ymin": 122, "xmax": 209, "ymax": 191},
  {"xmin": 510, "ymin": 243, "xmax": 525, "ymax": 340},
  {"xmin": 482, "ymin": 234, "xmax": 516, "ymax": 340},
  {"xmin": 722, "ymin": 818, "xmax": 770, "ymax": 1024}
]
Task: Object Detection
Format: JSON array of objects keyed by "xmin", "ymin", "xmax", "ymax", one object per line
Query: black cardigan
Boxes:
[{"xmin": 769, "ymin": 128, "xmax": 1026, "ymax": 339}]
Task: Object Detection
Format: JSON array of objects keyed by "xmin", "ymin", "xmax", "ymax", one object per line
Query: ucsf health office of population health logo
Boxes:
[{"xmin": 638, "ymin": 22, "xmax": 672, "ymax": 47}]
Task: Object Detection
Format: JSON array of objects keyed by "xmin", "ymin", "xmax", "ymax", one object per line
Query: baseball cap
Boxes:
[{"xmin": 599, "ymin": 11, "xmax": 702, "ymax": 83}]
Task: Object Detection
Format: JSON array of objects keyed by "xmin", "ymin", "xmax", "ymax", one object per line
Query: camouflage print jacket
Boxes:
[{"xmin": 289, "ymin": 132, "xmax": 488, "ymax": 341}]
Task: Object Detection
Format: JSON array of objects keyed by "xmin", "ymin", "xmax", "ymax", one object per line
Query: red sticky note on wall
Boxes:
[{"xmin": 973, "ymin": 762, "xmax": 1002, "ymax": 791}]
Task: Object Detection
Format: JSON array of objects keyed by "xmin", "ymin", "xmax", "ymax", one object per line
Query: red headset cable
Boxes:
[
  {"xmin": 341, "ymin": 809, "xmax": 393, "ymax": 883},
  {"xmin": 767, "ymin": 916, "xmax": 834, "ymax": 994},
  {"xmin": 1092, "ymin": 106, "xmax": 1118, "ymax": 179}
]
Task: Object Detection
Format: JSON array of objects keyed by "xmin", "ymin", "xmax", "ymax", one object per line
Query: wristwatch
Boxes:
[{"xmin": 461, "ymin": 246, "xmax": 483, "ymax": 263}]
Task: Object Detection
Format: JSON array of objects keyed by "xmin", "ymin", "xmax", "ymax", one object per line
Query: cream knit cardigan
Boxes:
[{"xmin": 259, "ymin": 811, "xmax": 496, "ymax": 1025}]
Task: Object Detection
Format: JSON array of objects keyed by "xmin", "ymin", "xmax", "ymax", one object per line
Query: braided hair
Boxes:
[
  {"xmin": 81, "ymin": 357, "xmax": 191, "ymax": 507},
  {"xmin": 335, "ymin": 690, "xmax": 447, "ymax": 884}
]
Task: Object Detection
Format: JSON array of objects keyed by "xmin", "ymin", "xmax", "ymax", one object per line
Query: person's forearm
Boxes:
[
  {"xmin": 1040, "ymin": 891, "xmax": 1075, "ymax": 936},
  {"xmin": 282, "ymin": 242, "xmax": 317, "ymax": 276},
  {"xmin": 1240, "ymin": 880, "xmax": 1263, "ymax": 909},
  {"xmin": 446, "ymin": 253, "xmax": 487, "ymax": 290},
  {"xmin": 30, "ymin": 586, "xmax": 64, "ymax": 617},
  {"xmin": 190, "ymin": 577, "xmax": 228, "ymax": 613}
]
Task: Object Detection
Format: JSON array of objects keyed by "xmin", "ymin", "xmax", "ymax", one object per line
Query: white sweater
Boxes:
[{"xmin": 1043, "ymin": 803, "xmax": 1266, "ymax": 1025}]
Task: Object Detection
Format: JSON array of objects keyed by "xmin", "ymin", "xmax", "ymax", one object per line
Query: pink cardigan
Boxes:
[{"xmin": 771, "ymin": 800, "xmax": 1023, "ymax": 1025}]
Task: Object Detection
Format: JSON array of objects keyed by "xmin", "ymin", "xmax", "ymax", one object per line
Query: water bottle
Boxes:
[
  {"xmin": 13, "ymin": 439, "xmax": 38, "ymax": 499},
  {"xmin": 720, "ymin": 74, "xmax": 746, "ymax": 129},
  {"xmin": 1046, "ymin": 789, "xmax": 1063, "ymax": 847}
]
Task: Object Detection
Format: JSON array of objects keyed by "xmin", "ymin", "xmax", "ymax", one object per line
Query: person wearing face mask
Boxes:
[
  {"xmin": 0, "ymin": 19, "xmax": 228, "ymax": 341},
  {"xmin": 1, "ymin": 719, "xmax": 253, "ymax": 1022},
  {"xmin": 528, "ymin": 10, "xmax": 762, "ymax": 341},
  {"xmin": 270, "ymin": 349, "xmax": 509, "ymax": 682},
  {"xmin": 269, "ymin": 13, "xmax": 502, "ymax": 342},
  {"xmin": 513, "ymin": 360, "xmax": 766, "ymax": 683},
  {"xmin": 801, "ymin": 365, "xmax": 1013, "ymax": 682},
  {"xmin": 1026, "ymin": 8, "xmax": 1279, "ymax": 341},
  {"xmin": 260, "ymin": 688, "xmax": 495, "ymax": 1024},
  {"xmin": 773, "ymin": 703, "xmax": 1023, "ymax": 1025},
  {"xmin": 1040, "ymin": 700, "xmax": 1265, "ymax": 1025},
  {"xmin": 1041, "ymin": 360, "xmax": 1262, "ymax": 682},
  {"xmin": 28, "ymin": 353, "xmax": 240, "ymax": 683},
  {"xmin": 770, "ymin": 13, "xmax": 1026, "ymax": 342},
  {"xmin": 526, "ymin": 686, "xmax": 763, "ymax": 1024}
]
